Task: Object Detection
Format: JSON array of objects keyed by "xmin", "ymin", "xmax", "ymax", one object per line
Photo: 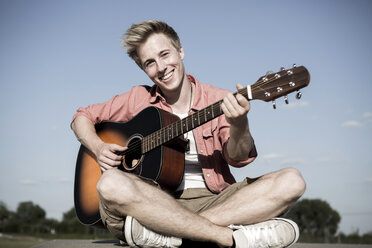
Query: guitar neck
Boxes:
[
  {"xmin": 142, "ymin": 87, "xmax": 250, "ymax": 153},
  {"xmin": 141, "ymin": 65, "xmax": 310, "ymax": 153}
]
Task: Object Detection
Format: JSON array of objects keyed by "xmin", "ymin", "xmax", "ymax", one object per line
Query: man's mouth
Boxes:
[{"xmin": 159, "ymin": 70, "xmax": 174, "ymax": 81}]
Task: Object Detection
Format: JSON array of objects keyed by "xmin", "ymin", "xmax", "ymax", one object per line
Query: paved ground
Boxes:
[{"xmin": 33, "ymin": 239, "xmax": 372, "ymax": 248}]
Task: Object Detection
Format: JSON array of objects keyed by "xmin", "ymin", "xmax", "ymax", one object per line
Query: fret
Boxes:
[
  {"xmin": 196, "ymin": 113, "xmax": 200, "ymax": 126},
  {"xmin": 153, "ymin": 134, "xmax": 157, "ymax": 149},
  {"xmin": 157, "ymin": 130, "xmax": 160, "ymax": 146},
  {"xmin": 168, "ymin": 125, "xmax": 172, "ymax": 141},
  {"xmin": 185, "ymin": 117, "xmax": 188, "ymax": 132},
  {"xmin": 206, "ymin": 107, "xmax": 211, "ymax": 121},
  {"xmin": 174, "ymin": 122, "xmax": 178, "ymax": 137},
  {"xmin": 177, "ymin": 122, "xmax": 180, "ymax": 137},
  {"xmin": 180, "ymin": 119, "xmax": 184, "ymax": 133},
  {"xmin": 147, "ymin": 135, "xmax": 150, "ymax": 151}
]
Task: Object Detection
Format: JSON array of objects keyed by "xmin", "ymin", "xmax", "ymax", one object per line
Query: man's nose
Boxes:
[{"xmin": 157, "ymin": 60, "xmax": 167, "ymax": 73}]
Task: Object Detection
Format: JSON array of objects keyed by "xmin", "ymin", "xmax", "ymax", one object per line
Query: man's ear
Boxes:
[{"xmin": 179, "ymin": 47, "xmax": 185, "ymax": 60}]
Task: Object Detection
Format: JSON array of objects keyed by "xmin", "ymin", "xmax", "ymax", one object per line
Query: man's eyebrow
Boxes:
[{"xmin": 143, "ymin": 49, "xmax": 171, "ymax": 66}]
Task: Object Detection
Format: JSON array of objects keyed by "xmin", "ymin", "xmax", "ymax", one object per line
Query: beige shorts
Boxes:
[{"xmin": 99, "ymin": 177, "xmax": 255, "ymax": 241}]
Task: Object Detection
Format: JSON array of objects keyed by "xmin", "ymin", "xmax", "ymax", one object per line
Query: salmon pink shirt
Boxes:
[{"xmin": 72, "ymin": 74, "xmax": 257, "ymax": 193}]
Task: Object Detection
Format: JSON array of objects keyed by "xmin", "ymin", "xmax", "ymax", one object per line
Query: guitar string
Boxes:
[
  {"xmin": 121, "ymin": 69, "xmax": 303, "ymax": 157},
  {"xmin": 121, "ymin": 73, "xmax": 300, "ymax": 157},
  {"xmin": 121, "ymin": 79, "xmax": 296, "ymax": 158}
]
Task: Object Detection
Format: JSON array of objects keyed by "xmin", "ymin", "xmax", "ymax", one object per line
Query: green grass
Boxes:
[
  {"xmin": 0, "ymin": 234, "xmax": 45, "ymax": 248},
  {"xmin": 0, "ymin": 239, "xmax": 45, "ymax": 248},
  {"xmin": 0, "ymin": 232, "xmax": 115, "ymax": 248}
]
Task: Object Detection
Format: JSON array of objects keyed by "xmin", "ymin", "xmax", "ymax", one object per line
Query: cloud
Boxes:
[
  {"xmin": 57, "ymin": 177, "xmax": 70, "ymax": 183},
  {"xmin": 317, "ymin": 157, "xmax": 330, "ymax": 162},
  {"xmin": 365, "ymin": 177, "xmax": 372, "ymax": 183},
  {"xmin": 281, "ymin": 158, "xmax": 306, "ymax": 166},
  {"xmin": 20, "ymin": 179, "xmax": 37, "ymax": 185},
  {"xmin": 262, "ymin": 153, "xmax": 285, "ymax": 162},
  {"xmin": 363, "ymin": 112, "xmax": 372, "ymax": 118},
  {"xmin": 342, "ymin": 120, "xmax": 364, "ymax": 128},
  {"xmin": 50, "ymin": 125, "xmax": 58, "ymax": 131},
  {"xmin": 282, "ymin": 100, "xmax": 309, "ymax": 109}
]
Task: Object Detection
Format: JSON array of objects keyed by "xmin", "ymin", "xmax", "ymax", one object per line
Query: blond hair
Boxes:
[{"xmin": 122, "ymin": 20, "xmax": 182, "ymax": 69}]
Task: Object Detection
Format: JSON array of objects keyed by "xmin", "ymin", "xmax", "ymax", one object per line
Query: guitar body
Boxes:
[{"xmin": 74, "ymin": 106, "xmax": 185, "ymax": 225}]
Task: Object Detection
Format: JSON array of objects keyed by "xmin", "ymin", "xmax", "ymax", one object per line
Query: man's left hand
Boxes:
[{"xmin": 221, "ymin": 84, "xmax": 250, "ymax": 127}]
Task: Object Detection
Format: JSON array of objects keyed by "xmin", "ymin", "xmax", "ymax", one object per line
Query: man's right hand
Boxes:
[
  {"xmin": 71, "ymin": 115, "xmax": 127, "ymax": 171},
  {"xmin": 95, "ymin": 142, "xmax": 127, "ymax": 171}
]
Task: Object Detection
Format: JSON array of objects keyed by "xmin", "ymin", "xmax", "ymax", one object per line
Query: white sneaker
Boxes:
[
  {"xmin": 124, "ymin": 216, "xmax": 182, "ymax": 248},
  {"xmin": 230, "ymin": 218, "xmax": 299, "ymax": 248}
]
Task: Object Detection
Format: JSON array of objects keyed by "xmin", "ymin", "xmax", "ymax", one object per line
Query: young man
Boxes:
[{"xmin": 71, "ymin": 20, "xmax": 306, "ymax": 248}]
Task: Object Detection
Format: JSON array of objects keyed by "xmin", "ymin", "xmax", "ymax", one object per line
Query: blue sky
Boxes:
[{"xmin": 0, "ymin": 0, "xmax": 371, "ymax": 235}]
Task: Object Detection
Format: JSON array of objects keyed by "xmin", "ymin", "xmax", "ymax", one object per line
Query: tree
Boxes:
[
  {"xmin": 0, "ymin": 201, "xmax": 10, "ymax": 232},
  {"xmin": 57, "ymin": 207, "xmax": 93, "ymax": 234},
  {"xmin": 284, "ymin": 198, "xmax": 341, "ymax": 241},
  {"xmin": 0, "ymin": 201, "xmax": 9, "ymax": 221},
  {"xmin": 13, "ymin": 201, "xmax": 47, "ymax": 234},
  {"xmin": 16, "ymin": 201, "xmax": 46, "ymax": 223}
]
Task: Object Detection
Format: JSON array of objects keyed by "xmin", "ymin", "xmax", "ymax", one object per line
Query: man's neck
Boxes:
[{"xmin": 166, "ymin": 77, "xmax": 193, "ymax": 114}]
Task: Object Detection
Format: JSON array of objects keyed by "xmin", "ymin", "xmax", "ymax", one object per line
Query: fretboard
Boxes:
[{"xmin": 141, "ymin": 87, "xmax": 249, "ymax": 153}]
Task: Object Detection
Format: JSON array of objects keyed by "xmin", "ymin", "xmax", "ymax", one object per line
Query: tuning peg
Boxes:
[
  {"xmin": 266, "ymin": 70, "xmax": 274, "ymax": 76},
  {"xmin": 293, "ymin": 63, "xmax": 297, "ymax": 68},
  {"xmin": 296, "ymin": 90, "xmax": 302, "ymax": 99},
  {"xmin": 284, "ymin": 95, "xmax": 289, "ymax": 104},
  {"xmin": 280, "ymin": 67, "xmax": 285, "ymax": 71},
  {"xmin": 272, "ymin": 100, "xmax": 277, "ymax": 109}
]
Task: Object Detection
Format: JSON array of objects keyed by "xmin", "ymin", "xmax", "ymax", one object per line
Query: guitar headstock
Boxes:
[{"xmin": 251, "ymin": 65, "xmax": 310, "ymax": 106}]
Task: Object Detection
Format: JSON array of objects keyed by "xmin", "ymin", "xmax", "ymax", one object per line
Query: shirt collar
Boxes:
[
  {"xmin": 149, "ymin": 74, "xmax": 205, "ymax": 110},
  {"xmin": 149, "ymin": 84, "xmax": 165, "ymax": 103},
  {"xmin": 187, "ymin": 74, "xmax": 204, "ymax": 112}
]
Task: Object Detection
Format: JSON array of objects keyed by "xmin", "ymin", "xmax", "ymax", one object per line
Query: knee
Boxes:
[
  {"xmin": 277, "ymin": 168, "xmax": 306, "ymax": 201},
  {"xmin": 96, "ymin": 169, "xmax": 140, "ymax": 206}
]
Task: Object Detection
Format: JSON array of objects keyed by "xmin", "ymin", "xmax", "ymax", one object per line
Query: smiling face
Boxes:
[{"xmin": 137, "ymin": 33, "xmax": 186, "ymax": 98}]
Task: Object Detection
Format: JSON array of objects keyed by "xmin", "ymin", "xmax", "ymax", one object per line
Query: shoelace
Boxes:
[
  {"xmin": 236, "ymin": 224, "xmax": 281, "ymax": 248},
  {"xmin": 140, "ymin": 226, "xmax": 173, "ymax": 247}
]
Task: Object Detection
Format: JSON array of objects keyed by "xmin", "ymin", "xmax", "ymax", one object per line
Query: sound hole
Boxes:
[{"xmin": 123, "ymin": 136, "xmax": 142, "ymax": 170}]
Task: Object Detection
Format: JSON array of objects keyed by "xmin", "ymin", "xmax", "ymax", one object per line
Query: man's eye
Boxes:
[{"xmin": 145, "ymin": 61, "xmax": 154, "ymax": 68}]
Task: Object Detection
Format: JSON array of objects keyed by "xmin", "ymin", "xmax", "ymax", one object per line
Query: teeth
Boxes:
[{"xmin": 161, "ymin": 71, "xmax": 173, "ymax": 80}]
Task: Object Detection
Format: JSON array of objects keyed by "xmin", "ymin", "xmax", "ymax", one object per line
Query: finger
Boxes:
[
  {"xmin": 222, "ymin": 97, "xmax": 238, "ymax": 118},
  {"xmin": 220, "ymin": 102, "xmax": 231, "ymax": 118},
  {"xmin": 224, "ymin": 94, "xmax": 246, "ymax": 117},
  {"xmin": 99, "ymin": 161, "xmax": 112, "ymax": 171},
  {"xmin": 109, "ymin": 144, "xmax": 127, "ymax": 154},
  {"xmin": 236, "ymin": 83, "xmax": 244, "ymax": 90},
  {"xmin": 104, "ymin": 150, "xmax": 123, "ymax": 162},
  {"xmin": 235, "ymin": 93, "xmax": 250, "ymax": 111},
  {"xmin": 235, "ymin": 83, "xmax": 251, "ymax": 110},
  {"xmin": 99, "ymin": 155, "xmax": 122, "ymax": 167}
]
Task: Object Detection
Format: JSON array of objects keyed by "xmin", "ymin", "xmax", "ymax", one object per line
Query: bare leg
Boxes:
[
  {"xmin": 97, "ymin": 169, "xmax": 234, "ymax": 247},
  {"xmin": 200, "ymin": 168, "xmax": 306, "ymax": 226}
]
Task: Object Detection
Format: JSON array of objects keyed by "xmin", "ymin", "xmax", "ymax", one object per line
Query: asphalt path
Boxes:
[{"xmin": 33, "ymin": 239, "xmax": 372, "ymax": 248}]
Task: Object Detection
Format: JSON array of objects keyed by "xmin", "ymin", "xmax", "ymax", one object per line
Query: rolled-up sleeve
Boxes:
[
  {"xmin": 218, "ymin": 115, "xmax": 257, "ymax": 168},
  {"xmin": 71, "ymin": 95, "xmax": 118, "ymax": 125}
]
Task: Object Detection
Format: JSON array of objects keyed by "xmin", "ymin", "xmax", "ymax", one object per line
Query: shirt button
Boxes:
[
  {"xmin": 206, "ymin": 173, "xmax": 210, "ymax": 177},
  {"xmin": 200, "ymin": 150, "xmax": 204, "ymax": 153}
]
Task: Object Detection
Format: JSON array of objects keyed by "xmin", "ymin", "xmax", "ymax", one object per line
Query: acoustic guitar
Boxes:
[{"xmin": 74, "ymin": 65, "xmax": 310, "ymax": 225}]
